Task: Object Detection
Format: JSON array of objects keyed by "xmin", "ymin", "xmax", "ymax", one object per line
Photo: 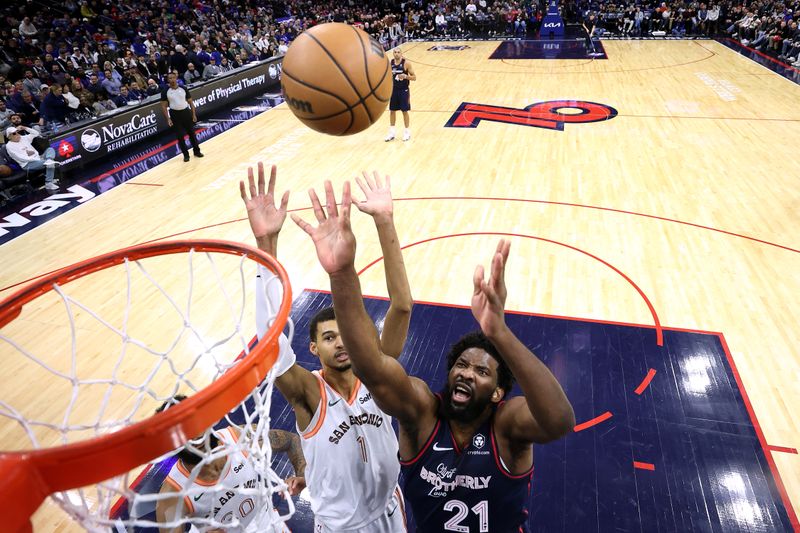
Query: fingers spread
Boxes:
[
  {"xmin": 257, "ymin": 161, "xmax": 266, "ymax": 197},
  {"xmin": 324, "ymin": 180, "xmax": 339, "ymax": 217},
  {"xmin": 279, "ymin": 190, "xmax": 290, "ymax": 212},
  {"xmin": 363, "ymin": 170, "xmax": 375, "ymax": 190},
  {"xmin": 309, "ymin": 188, "xmax": 325, "ymax": 222},
  {"xmin": 247, "ymin": 166, "xmax": 256, "ymax": 199},
  {"xmin": 341, "ymin": 181, "xmax": 352, "ymax": 223},
  {"xmin": 266, "ymin": 163, "xmax": 277, "ymax": 198},
  {"xmin": 372, "ymin": 170, "xmax": 382, "ymax": 189},
  {"xmin": 473, "ymin": 264, "xmax": 485, "ymax": 295},
  {"xmin": 491, "ymin": 251, "xmax": 504, "ymax": 288},
  {"xmin": 290, "ymin": 213, "xmax": 312, "ymax": 234},
  {"xmin": 355, "ymin": 175, "xmax": 369, "ymax": 198}
]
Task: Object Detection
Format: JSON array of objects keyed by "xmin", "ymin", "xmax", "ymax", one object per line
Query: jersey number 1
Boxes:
[
  {"xmin": 443, "ymin": 499, "xmax": 488, "ymax": 532},
  {"xmin": 356, "ymin": 435, "xmax": 368, "ymax": 463}
]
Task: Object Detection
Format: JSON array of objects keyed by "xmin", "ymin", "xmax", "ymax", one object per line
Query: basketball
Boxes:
[{"xmin": 280, "ymin": 23, "xmax": 392, "ymax": 136}]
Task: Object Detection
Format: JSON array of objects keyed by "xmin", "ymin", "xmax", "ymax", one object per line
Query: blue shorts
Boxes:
[{"xmin": 389, "ymin": 90, "xmax": 410, "ymax": 111}]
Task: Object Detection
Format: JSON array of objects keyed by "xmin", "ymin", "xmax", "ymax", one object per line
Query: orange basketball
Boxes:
[{"xmin": 280, "ymin": 23, "xmax": 392, "ymax": 136}]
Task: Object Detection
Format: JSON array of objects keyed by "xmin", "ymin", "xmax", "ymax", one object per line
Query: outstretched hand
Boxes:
[
  {"xmin": 239, "ymin": 162, "xmax": 290, "ymax": 252},
  {"xmin": 354, "ymin": 171, "xmax": 393, "ymax": 220},
  {"xmin": 285, "ymin": 476, "xmax": 306, "ymax": 497},
  {"xmin": 291, "ymin": 181, "xmax": 356, "ymax": 275},
  {"xmin": 472, "ymin": 239, "xmax": 511, "ymax": 337}
]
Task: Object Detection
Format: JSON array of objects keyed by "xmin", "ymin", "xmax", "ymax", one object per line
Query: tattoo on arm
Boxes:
[{"xmin": 269, "ymin": 429, "xmax": 306, "ymax": 477}]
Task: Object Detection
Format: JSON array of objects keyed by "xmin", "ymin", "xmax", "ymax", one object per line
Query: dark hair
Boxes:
[
  {"xmin": 309, "ymin": 306, "xmax": 336, "ymax": 341},
  {"xmin": 155, "ymin": 394, "xmax": 215, "ymax": 468},
  {"xmin": 155, "ymin": 393, "xmax": 188, "ymax": 414},
  {"xmin": 446, "ymin": 331, "xmax": 514, "ymax": 393}
]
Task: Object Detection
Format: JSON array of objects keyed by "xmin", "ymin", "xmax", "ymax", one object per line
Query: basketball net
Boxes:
[{"xmin": 0, "ymin": 240, "xmax": 294, "ymax": 532}]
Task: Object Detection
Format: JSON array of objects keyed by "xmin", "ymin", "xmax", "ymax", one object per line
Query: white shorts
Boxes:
[{"xmin": 314, "ymin": 486, "xmax": 406, "ymax": 533}]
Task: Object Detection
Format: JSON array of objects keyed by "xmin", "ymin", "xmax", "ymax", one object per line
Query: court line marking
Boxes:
[
  {"xmin": 768, "ymin": 445, "xmax": 799, "ymax": 455},
  {"xmin": 5, "ymin": 194, "xmax": 797, "ymax": 295},
  {"xmin": 355, "ymin": 232, "xmax": 663, "ymax": 434},
  {"xmin": 356, "ymin": 231, "xmax": 663, "ymax": 346},
  {"xmin": 634, "ymin": 369, "xmax": 657, "ymax": 395},
  {"xmin": 714, "ymin": 39, "xmax": 800, "ymax": 88},
  {"xmin": 719, "ymin": 333, "xmax": 800, "ymax": 529},
  {"xmin": 124, "ymin": 182, "xmax": 163, "ymax": 187},
  {"xmin": 393, "ymin": 196, "xmax": 800, "ymax": 255},
  {"xmin": 406, "ymin": 40, "xmax": 716, "ymax": 74},
  {"xmin": 574, "ymin": 411, "xmax": 613, "ymax": 432}
]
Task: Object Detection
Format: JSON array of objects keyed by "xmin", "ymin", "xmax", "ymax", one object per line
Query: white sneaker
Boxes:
[
  {"xmin": 402, "ymin": 131, "xmax": 411, "ymax": 141},
  {"xmin": 43, "ymin": 159, "xmax": 59, "ymax": 167},
  {"xmin": 384, "ymin": 134, "xmax": 395, "ymax": 142},
  {"xmin": 44, "ymin": 182, "xmax": 59, "ymax": 191}
]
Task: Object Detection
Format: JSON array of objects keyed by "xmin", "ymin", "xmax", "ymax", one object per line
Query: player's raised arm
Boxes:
[
  {"xmin": 354, "ymin": 171, "xmax": 413, "ymax": 359},
  {"xmin": 240, "ymin": 163, "xmax": 318, "ymax": 417},
  {"xmin": 155, "ymin": 484, "xmax": 185, "ymax": 533},
  {"xmin": 291, "ymin": 181, "xmax": 434, "ymax": 423},
  {"xmin": 473, "ymin": 240, "xmax": 576, "ymax": 443}
]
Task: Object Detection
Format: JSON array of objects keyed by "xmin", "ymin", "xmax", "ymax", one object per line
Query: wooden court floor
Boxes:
[{"xmin": 1, "ymin": 40, "xmax": 798, "ymax": 530}]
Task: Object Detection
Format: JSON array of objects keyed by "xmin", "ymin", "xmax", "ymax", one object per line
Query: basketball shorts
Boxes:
[
  {"xmin": 389, "ymin": 90, "xmax": 410, "ymax": 112},
  {"xmin": 314, "ymin": 486, "xmax": 406, "ymax": 532}
]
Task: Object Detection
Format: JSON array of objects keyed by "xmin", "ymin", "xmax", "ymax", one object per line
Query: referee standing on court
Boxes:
[{"xmin": 160, "ymin": 71, "xmax": 204, "ymax": 162}]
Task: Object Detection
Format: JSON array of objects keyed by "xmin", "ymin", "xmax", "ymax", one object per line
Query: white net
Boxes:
[{"xmin": 0, "ymin": 243, "xmax": 294, "ymax": 532}]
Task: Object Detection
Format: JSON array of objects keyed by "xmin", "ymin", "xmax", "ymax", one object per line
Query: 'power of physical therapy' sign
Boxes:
[{"xmin": 48, "ymin": 58, "xmax": 283, "ymax": 171}]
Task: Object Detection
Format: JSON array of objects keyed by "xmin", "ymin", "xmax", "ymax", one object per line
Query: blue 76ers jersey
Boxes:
[{"xmin": 400, "ymin": 403, "xmax": 533, "ymax": 533}]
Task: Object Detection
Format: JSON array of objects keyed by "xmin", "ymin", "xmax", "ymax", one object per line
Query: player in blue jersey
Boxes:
[
  {"xmin": 384, "ymin": 48, "xmax": 416, "ymax": 142},
  {"xmin": 292, "ymin": 181, "xmax": 576, "ymax": 533}
]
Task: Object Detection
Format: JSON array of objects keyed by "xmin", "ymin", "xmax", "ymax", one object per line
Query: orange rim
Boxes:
[{"xmin": 0, "ymin": 239, "xmax": 292, "ymax": 532}]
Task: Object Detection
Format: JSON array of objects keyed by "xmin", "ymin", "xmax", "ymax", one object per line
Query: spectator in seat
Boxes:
[
  {"xmin": 14, "ymin": 92, "xmax": 42, "ymax": 128},
  {"xmin": 40, "ymin": 84, "xmax": 69, "ymax": 131},
  {"xmin": 86, "ymin": 74, "xmax": 103, "ymax": 95},
  {"xmin": 184, "ymin": 63, "xmax": 202, "ymax": 84},
  {"xmin": 0, "ymin": 101, "xmax": 14, "ymax": 131},
  {"xmin": 22, "ymin": 70, "xmax": 43, "ymax": 97},
  {"xmin": 128, "ymin": 81, "xmax": 144, "ymax": 100},
  {"xmin": 145, "ymin": 78, "xmax": 161, "ymax": 96},
  {"xmin": 101, "ymin": 69, "xmax": 121, "ymax": 96},
  {"xmin": 114, "ymin": 85, "xmax": 138, "ymax": 106},
  {"xmin": 92, "ymin": 90, "xmax": 117, "ymax": 115},
  {"xmin": 4, "ymin": 126, "xmax": 59, "ymax": 191},
  {"xmin": 203, "ymin": 57, "xmax": 222, "ymax": 79}
]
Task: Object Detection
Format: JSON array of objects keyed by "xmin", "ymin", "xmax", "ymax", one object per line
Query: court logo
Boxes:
[
  {"xmin": 81, "ymin": 128, "xmax": 102, "ymax": 152},
  {"xmin": 445, "ymin": 100, "xmax": 618, "ymax": 131},
  {"xmin": 52, "ymin": 135, "xmax": 76, "ymax": 158},
  {"xmin": 428, "ymin": 45, "xmax": 471, "ymax": 51}
]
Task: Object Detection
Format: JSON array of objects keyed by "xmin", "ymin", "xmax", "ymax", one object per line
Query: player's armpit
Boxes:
[
  {"xmin": 494, "ymin": 396, "xmax": 558, "ymax": 444},
  {"xmin": 365, "ymin": 361, "xmax": 436, "ymax": 425},
  {"xmin": 275, "ymin": 363, "xmax": 319, "ymax": 418}
]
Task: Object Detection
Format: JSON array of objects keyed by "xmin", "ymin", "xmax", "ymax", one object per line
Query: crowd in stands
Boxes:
[{"xmin": 1, "ymin": 0, "xmax": 798, "ymax": 139}]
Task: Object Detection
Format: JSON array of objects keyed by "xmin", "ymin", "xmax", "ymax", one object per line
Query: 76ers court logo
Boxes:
[{"xmin": 446, "ymin": 100, "xmax": 617, "ymax": 131}]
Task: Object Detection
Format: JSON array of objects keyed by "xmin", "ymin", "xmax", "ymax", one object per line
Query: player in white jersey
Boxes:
[
  {"xmin": 241, "ymin": 163, "xmax": 412, "ymax": 532},
  {"xmin": 153, "ymin": 395, "xmax": 306, "ymax": 532}
]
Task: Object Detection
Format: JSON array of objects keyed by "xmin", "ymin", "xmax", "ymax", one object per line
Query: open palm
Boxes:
[
  {"xmin": 292, "ymin": 181, "xmax": 356, "ymax": 274},
  {"xmin": 239, "ymin": 162, "xmax": 289, "ymax": 241},
  {"xmin": 355, "ymin": 171, "xmax": 393, "ymax": 218}
]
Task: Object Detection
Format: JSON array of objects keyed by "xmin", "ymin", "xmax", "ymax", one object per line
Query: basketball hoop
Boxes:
[{"xmin": 0, "ymin": 240, "xmax": 294, "ymax": 532}]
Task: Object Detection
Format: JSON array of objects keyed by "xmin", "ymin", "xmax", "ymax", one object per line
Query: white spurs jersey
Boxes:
[
  {"xmin": 163, "ymin": 427, "xmax": 288, "ymax": 532},
  {"xmin": 300, "ymin": 371, "xmax": 400, "ymax": 530}
]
